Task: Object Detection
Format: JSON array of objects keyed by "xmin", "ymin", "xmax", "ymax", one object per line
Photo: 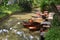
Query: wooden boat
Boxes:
[{"xmin": 22, "ymin": 22, "xmax": 41, "ymax": 31}]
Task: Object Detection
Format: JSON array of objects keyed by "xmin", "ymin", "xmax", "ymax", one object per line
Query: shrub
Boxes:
[
  {"xmin": 0, "ymin": 12, "xmax": 8, "ymax": 19},
  {"xmin": 45, "ymin": 14, "xmax": 60, "ymax": 40},
  {"xmin": 0, "ymin": 4, "xmax": 20, "ymax": 14},
  {"xmin": 45, "ymin": 27, "xmax": 60, "ymax": 40}
]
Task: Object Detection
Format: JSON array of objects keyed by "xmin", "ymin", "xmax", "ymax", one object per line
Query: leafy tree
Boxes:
[{"xmin": 39, "ymin": 0, "xmax": 60, "ymax": 12}]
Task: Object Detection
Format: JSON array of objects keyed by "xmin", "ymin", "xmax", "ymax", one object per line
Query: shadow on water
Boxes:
[{"xmin": 0, "ymin": 17, "xmax": 40, "ymax": 40}]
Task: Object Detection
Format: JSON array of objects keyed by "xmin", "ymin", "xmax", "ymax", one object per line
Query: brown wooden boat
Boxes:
[{"xmin": 22, "ymin": 22, "xmax": 41, "ymax": 31}]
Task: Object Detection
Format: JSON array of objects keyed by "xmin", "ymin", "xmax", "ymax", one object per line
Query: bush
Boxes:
[
  {"xmin": 52, "ymin": 14, "xmax": 60, "ymax": 26},
  {"xmin": 45, "ymin": 27, "xmax": 60, "ymax": 40},
  {"xmin": 45, "ymin": 14, "xmax": 60, "ymax": 40},
  {"xmin": 0, "ymin": 4, "xmax": 20, "ymax": 14},
  {"xmin": 0, "ymin": 12, "xmax": 8, "ymax": 19}
]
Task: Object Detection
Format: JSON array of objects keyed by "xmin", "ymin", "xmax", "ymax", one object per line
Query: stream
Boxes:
[{"xmin": 0, "ymin": 17, "xmax": 40, "ymax": 40}]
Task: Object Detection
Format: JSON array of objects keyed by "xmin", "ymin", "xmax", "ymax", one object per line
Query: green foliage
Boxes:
[
  {"xmin": 0, "ymin": 0, "xmax": 21, "ymax": 20},
  {"xmin": 0, "ymin": 4, "xmax": 20, "ymax": 14},
  {"xmin": 52, "ymin": 14, "xmax": 60, "ymax": 26},
  {"xmin": 40, "ymin": 0, "xmax": 55, "ymax": 12},
  {"xmin": 45, "ymin": 27, "xmax": 60, "ymax": 40},
  {"xmin": 40, "ymin": 0, "xmax": 48, "ymax": 12},
  {"xmin": 0, "ymin": 12, "xmax": 8, "ymax": 19},
  {"xmin": 53, "ymin": 0, "xmax": 60, "ymax": 5},
  {"xmin": 45, "ymin": 14, "xmax": 60, "ymax": 40},
  {"xmin": 18, "ymin": 0, "xmax": 32, "ymax": 12},
  {"xmin": 32, "ymin": 0, "xmax": 40, "ymax": 7}
]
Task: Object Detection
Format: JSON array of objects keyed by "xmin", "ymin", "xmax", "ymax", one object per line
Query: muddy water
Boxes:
[{"xmin": 0, "ymin": 17, "xmax": 40, "ymax": 40}]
